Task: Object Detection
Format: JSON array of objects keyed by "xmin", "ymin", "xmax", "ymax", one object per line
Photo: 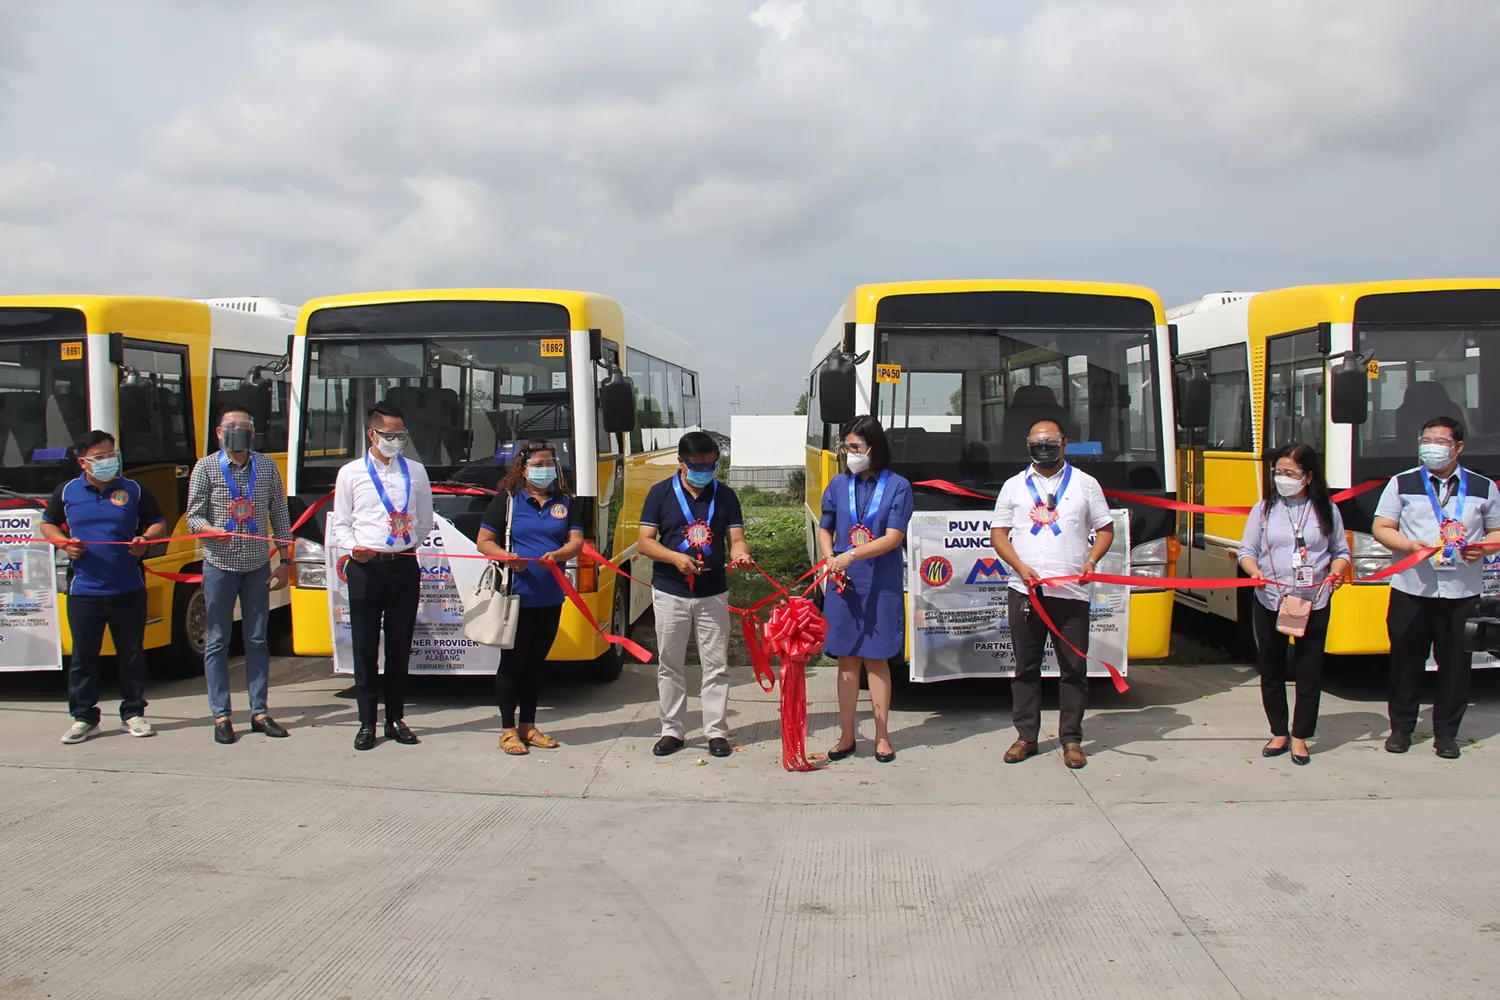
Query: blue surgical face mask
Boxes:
[
  {"xmin": 527, "ymin": 466, "xmax": 558, "ymax": 489},
  {"xmin": 87, "ymin": 455, "xmax": 121, "ymax": 481},
  {"xmin": 685, "ymin": 468, "xmax": 716, "ymax": 488},
  {"xmin": 1419, "ymin": 443, "xmax": 1453, "ymax": 471}
]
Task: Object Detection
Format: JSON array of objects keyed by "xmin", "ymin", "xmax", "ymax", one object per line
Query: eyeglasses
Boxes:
[
  {"xmin": 372, "ymin": 430, "xmax": 410, "ymax": 442},
  {"xmin": 220, "ymin": 422, "xmax": 254, "ymax": 432},
  {"xmin": 1028, "ymin": 437, "xmax": 1063, "ymax": 446},
  {"xmin": 842, "ymin": 442, "xmax": 870, "ymax": 454},
  {"xmin": 1419, "ymin": 436, "xmax": 1456, "ymax": 447},
  {"xmin": 83, "ymin": 452, "xmax": 119, "ymax": 464},
  {"xmin": 683, "ymin": 460, "xmax": 717, "ymax": 473}
]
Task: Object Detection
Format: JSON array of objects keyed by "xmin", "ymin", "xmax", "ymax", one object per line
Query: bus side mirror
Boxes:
[
  {"xmin": 1331, "ymin": 360, "xmax": 1369, "ymax": 425},
  {"xmin": 1177, "ymin": 370, "xmax": 1210, "ymax": 430},
  {"xmin": 818, "ymin": 356, "xmax": 857, "ymax": 425},
  {"xmin": 601, "ymin": 371, "xmax": 636, "ymax": 435}
]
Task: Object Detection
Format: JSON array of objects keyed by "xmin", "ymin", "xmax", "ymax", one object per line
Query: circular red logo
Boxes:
[
  {"xmin": 336, "ymin": 554, "xmax": 352, "ymax": 582},
  {"xmin": 388, "ymin": 511, "xmax": 414, "ymax": 538},
  {"xmin": 228, "ymin": 497, "xmax": 255, "ymax": 523},
  {"xmin": 109, "ymin": 490, "xmax": 129, "ymax": 507},
  {"xmin": 1029, "ymin": 503, "xmax": 1057, "ymax": 527},
  {"xmin": 920, "ymin": 556, "xmax": 954, "ymax": 587},
  {"xmin": 849, "ymin": 524, "xmax": 875, "ymax": 547},
  {"xmin": 549, "ymin": 503, "xmax": 568, "ymax": 520},
  {"xmin": 685, "ymin": 520, "xmax": 713, "ymax": 549}
]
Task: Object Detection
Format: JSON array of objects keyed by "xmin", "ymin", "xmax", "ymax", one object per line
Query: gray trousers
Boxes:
[{"xmin": 653, "ymin": 590, "xmax": 731, "ymax": 739}]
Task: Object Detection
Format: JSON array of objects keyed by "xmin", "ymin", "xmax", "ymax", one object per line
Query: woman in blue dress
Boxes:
[{"xmin": 818, "ymin": 416, "xmax": 914, "ymax": 763}]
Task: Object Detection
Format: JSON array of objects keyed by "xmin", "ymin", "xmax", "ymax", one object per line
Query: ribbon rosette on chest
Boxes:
[
  {"xmin": 685, "ymin": 520, "xmax": 714, "ymax": 550},
  {"xmin": 388, "ymin": 509, "xmax": 414, "ymax": 540},
  {"xmin": 1440, "ymin": 519, "xmax": 1467, "ymax": 545},
  {"xmin": 227, "ymin": 496, "xmax": 255, "ymax": 525},
  {"xmin": 1028, "ymin": 503, "xmax": 1058, "ymax": 529},
  {"xmin": 848, "ymin": 524, "xmax": 875, "ymax": 547}
]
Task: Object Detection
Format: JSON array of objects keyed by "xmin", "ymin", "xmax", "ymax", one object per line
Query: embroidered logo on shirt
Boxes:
[
  {"xmin": 109, "ymin": 490, "xmax": 129, "ymax": 507},
  {"xmin": 549, "ymin": 503, "xmax": 568, "ymax": 519}
]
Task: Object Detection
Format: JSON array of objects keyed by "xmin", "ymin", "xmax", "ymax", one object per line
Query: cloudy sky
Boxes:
[{"xmin": 2, "ymin": 0, "xmax": 1497, "ymax": 429}]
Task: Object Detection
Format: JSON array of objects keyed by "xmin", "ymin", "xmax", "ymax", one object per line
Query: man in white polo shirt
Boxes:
[{"xmin": 988, "ymin": 418, "xmax": 1114, "ymax": 769}]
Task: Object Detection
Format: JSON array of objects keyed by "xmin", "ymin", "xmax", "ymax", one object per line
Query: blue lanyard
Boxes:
[
  {"xmin": 1422, "ymin": 465, "xmax": 1468, "ymax": 558},
  {"xmin": 847, "ymin": 470, "xmax": 890, "ymax": 528},
  {"xmin": 671, "ymin": 475, "xmax": 716, "ymax": 552},
  {"xmin": 220, "ymin": 451, "xmax": 258, "ymax": 535},
  {"xmin": 365, "ymin": 453, "xmax": 413, "ymax": 546},
  {"xmin": 1025, "ymin": 464, "xmax": 1072, "ymax": 536}
]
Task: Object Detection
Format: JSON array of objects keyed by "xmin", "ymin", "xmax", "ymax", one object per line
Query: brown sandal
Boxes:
[
  {"xmin": 499, "ymin": 729, "xmax": 529, "ymax": 755},
  {"xmin": 521, "ymin": 726, "xmax": 559, "ymax": 749}
]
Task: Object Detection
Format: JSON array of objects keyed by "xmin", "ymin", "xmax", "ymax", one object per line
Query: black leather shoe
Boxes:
[
  {"xmin": 708, "ymin": 737, "xmax": 732, "ymax": 758},
  {"xmin": 251, "ymin": 715, "xmax": 289, "ymax": 739},
  {"xmin": 1435, "ymin": 737, "xmax": 1461, "ymax": 760},
  {"xmin": 875, "ymin": 747, "xmax": 896, "ymax": 763},
  {"xmin": 653, "ymin": 735, "xmax": 684, "ymax": 756},
  {"xmin": 353, "ymin": 726, "xmax": 376, "ymax": 751},
  {"xmin": 1385, "ymin": 732, "xmax": 1412, "ymax": 754},
  {"xmin": 827, "ymin": 742, "xmax": 857, "ymax": 761},
  {"xmin": 213, "ymin": 719, "xmax": 236, "ymax": 745},
  {"xmin": 1291, "ymin": 748, "xmax": 1311, "ymax": 766},
  {"xmin": 1262, "ymin": 739, "xmax": 1291, "ymax": 758},
  {"xmin": 385, "ymin": 720, "xmax": 420, "ymax": 745}
]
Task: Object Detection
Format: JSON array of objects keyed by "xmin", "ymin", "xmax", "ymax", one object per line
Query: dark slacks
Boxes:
[
  {"xmin": 1251, "ymin": 599, "xmax": 1330, "ymax": 739},
  {"xmin": 66, "ymin": 588, "xmax": 149, "ymax": 725},
  {"xmin": 1007, "ymin": 589, "xmax": 1089, "ymax": 744},
  {"xmin": 346, "ymin": 556, "xmax": 420, "ymax": 727},
  {"xmin": 496, "ymin": 604, "xmax": 563, "ymax": 729},
  {"xmin": 1387, "ymin": 588, "xmax": 1477, "ymax": 740}
]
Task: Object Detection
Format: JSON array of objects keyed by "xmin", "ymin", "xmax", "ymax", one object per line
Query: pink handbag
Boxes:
[{"xmin": 1275, "ymin": 593, "xmax": 1314, "ymax": 637}]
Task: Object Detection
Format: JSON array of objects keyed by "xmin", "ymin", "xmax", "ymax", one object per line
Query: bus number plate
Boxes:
[
  {"xmin": 540, "ymin": 339, "xmax": 566, "ymax": 357},
  {"xmin": 1366, "ymin": 359, "xmax": 1380, "ymax": 379},
  {"xmin": 60, "ymin": 342, "xmax": 83, "ymax": 361},
  {"xmin": 875, "ymin": 363, "xmax": 902, "ymax": 384}
]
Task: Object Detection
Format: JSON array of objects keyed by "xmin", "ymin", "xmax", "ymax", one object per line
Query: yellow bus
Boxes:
[
  {"xmin": 804, "ymin": 280, "xmax": 1186, "ymax": 680},
  {"xmin": 1168, "ymin": 279, "xmax": 1500, "ymax": 657},
  {"xmin": 0, "ymin": 295, "xmax": 297, "ymax": 675},
  {"xmin": 283, "ymin": 289, "xmax": 700, "ymax": 681}
]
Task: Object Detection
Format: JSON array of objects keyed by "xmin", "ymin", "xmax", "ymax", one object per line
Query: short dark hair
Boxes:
[
  {"xmin": 1028, "ymin": 417, "xmax": 1066, "ymax": 439},
  {"xmin": 1422, "ymin": 416, "xmax": 1464, "ymax": 443},
  {"xmin": 678, "ymin": 431, "xmax": 719, "ymax": 461},
  {"xmin": 844, "ymin": 415, "xmax": 890, "ymax": 473},
  {"xmin": 216, "ymin": 406, "xmax": 254, "ymax": 426},
  {"xmin": 368, "ymin": 401, "xmax": 405, "ymax": 428},
  {"xmin": 75, "ymin": 429, "xmax": 116, "ymax": 455}
]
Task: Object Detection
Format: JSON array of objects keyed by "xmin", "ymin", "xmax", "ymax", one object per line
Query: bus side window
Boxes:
[{"xmin": 806, "ymin": 366, "xmax": 826, "ymax": 451}]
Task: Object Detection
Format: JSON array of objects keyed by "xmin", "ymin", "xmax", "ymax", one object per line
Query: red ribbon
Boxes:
[{"xmin": 914, "ymin": 478, "xmax": 1388, "ymax": 514}]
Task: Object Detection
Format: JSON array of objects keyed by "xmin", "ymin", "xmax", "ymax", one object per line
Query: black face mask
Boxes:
[
  {"xmin": 221, "ymin": 427, "xmax": 253, "ymax": 453},
  {"xmin": 1028, "ymin": 442, "xmax": 1062, "ymax": 467}
]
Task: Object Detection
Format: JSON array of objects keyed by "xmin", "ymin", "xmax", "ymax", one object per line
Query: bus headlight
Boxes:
[
  {"xmin": 292, "ymin": 539, "xmax": 327, "ymax": 590},
  {"xmin": 1129, "ymin": 537, "xmax": 1169, "ymax": 578},
  {"xmin": 1350, "ymin": 531, "xmax": 1392, "ymax": 582}
]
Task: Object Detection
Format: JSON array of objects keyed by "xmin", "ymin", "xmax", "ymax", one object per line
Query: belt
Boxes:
[{"xmin": 365, "ymin": 549, "xmax": 416, "ymax": 563}]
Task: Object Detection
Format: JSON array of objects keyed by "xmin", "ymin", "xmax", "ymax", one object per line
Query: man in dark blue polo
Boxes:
[
  {"xmin": 638, "ymin": 431, "xmax": 752, "ymax": 758},
  {"xmin": 39, "ymin": 430, "xmax": 169, "ymax": 744}
]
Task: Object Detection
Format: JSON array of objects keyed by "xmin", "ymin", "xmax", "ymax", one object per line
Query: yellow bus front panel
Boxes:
[{"xmin": 1127, "ymin": 590, "xmax": 1174, "ymax": 659}]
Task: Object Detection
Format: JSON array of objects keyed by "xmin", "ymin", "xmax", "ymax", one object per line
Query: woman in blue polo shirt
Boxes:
[
  {"xmin": 477, "ymin": 440, "xmax": 585, "ymax": 755},
  {"xmin": 818, "ymin": 416, "xmax": 913, "ymax": 764}
]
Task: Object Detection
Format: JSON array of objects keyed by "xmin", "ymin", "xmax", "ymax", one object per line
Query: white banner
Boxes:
[
  {"xmin": 0, "ymin": 509, "xmax": 63, "ymax": 671},
  {"xmin": 906, "ymin": 509, "xmax": 1131, "ymax": 682},
  {"xmin": 327, "ymin": 513, "xmax": 497, "ymax": 675}
]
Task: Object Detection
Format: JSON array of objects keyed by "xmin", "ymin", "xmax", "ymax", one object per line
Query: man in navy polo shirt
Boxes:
[
  {"xmin": 638, "ymin": 431, "xmax": 752, "ymax": 758},
  {"xmin": 39, "ymin": 430, "xmax": 169, "ymax": 744}
]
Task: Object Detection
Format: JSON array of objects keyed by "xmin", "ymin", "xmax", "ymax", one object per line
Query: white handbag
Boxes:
[{"xmin": 463, "ymin": 494, "xmax": 521, "ymax": 648}]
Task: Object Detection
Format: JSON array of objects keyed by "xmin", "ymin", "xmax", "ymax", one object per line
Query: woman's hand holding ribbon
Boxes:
[{"xmin": 825, "ymin": 551, "xmax": 856, "ymax": 575}]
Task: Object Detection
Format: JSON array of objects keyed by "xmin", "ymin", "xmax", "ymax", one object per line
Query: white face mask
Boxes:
[
  {"xmin": 846, "ymin": 452, "xmax": 871, "ymax": 474},
  {"xmin": 374, "ymin": 435, "xmax": 405, "ymax": 458},
  {"xmin": 1274, "ymin": 474, "xmax": 1306, "ymax": 498}
]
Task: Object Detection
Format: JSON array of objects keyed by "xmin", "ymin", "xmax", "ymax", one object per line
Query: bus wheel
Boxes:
[
  {"xmin": 158, "ymin": 581, "xmax": 207, "ymax": 679},
  {"xmin": 583, "ymin": 648, "xmax": 623, "ymax": 683}
]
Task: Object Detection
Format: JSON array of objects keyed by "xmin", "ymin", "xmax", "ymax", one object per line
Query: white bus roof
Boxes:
[{"xmin": 1167, "ymin": 292, "xmax": 1259, "ymax": 354}]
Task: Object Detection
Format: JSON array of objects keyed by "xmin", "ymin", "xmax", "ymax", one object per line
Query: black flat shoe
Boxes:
[
  {"xmin": 1262, "ymin": 740, "xmax": 1290, "ymax": 758},
  {"xmin": 385, "ymin": 720, "xmax": 420, "ymax": 745},
  {"xmin": 354, "ymin": 726, "xmax": 376, "ymax": 751},
  {"xmin": 1385, "ymin": 732, "xmax": 1412, "ymax": 754},
  {"xmin": 875, "ymin": 747, "xmax": 896, "ymax": 763},
  {"xmin": 827, "ymin": 742, "xmax": 857, "ymax": 761},
  {"xmin": 213, "ymin": 720, "xmax": 236, "ymax": 745},
  {"xmin": 1435, "ymin": 738, "xmax": 1461, "ymax": 760},
  {"xmin": 708, "ymin": 737, "xmax": 732, "ymax": 758},
  {"xmin": 653, "ymin": 735, "xmax": 684, "ymax": 757},
  {"xmin": 1291, "ymin": 750, "xmax": 1310, "ymax": 766},
  {"xmin": 251, "ymin": 715, "xmax": 289, "ymax": 738}
]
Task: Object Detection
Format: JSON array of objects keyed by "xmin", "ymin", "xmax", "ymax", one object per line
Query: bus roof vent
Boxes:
[
  {"xmin": 196, "ymin": 297, "xmax": 299, "ymax": 319},
  {"xmin": 1166, "ymin": 291, "xmax": 1257, "ymax": 319}
]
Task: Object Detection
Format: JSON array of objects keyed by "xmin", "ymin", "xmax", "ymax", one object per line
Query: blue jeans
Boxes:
[
  {"xmin": 67, "ymin": 588, "xmax": 149, "ymax": 724},
  {"xmin": 203, "ymin": 562, "xmax": 271, "ymax": 720}
]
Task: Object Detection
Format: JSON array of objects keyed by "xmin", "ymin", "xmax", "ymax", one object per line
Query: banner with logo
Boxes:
[
  {"xmin": 0, "ymin": 509, "xmax": 63, "ymax": 671},
  {"xmin": 327, "ymin": 513, "xmax": 497, "ymax": 675},
  {"xmin": 906, "ymin": 509, "xmax": 1131, "ymax": 682}
]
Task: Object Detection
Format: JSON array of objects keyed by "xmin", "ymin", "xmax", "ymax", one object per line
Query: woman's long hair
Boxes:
[
  {"xmin": 1268, "ymin": 442, "xmax": 1334, "ymax": 536},
  {"xmin": 499, "ymin": 439, "xmax": 572, "ymax": 497}
]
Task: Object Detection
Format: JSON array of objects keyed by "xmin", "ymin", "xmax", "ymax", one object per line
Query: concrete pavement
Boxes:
[{"xmin": 2, "ymin": 654, "xmax": 1499, "ymax": 1000}]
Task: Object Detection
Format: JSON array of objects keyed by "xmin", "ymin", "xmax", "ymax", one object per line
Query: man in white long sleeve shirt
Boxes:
[{"xmin": 325, "ymin": 401, "xmax": 434, "ymax": 751}]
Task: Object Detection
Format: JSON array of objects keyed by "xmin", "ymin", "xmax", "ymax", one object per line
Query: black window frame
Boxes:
[{"xmin": 118, "ymin": 339, "xmax": 197, "ymax": 465}]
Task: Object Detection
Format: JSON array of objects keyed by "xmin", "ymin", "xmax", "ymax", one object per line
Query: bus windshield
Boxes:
[
  {"xmin": 0, "ymin": 315, "xmax": 92, "ymax": 497},
  {"xmin": 874, "ymin": 325, "xmax": 1162, "ymax": 491},
  {"xmin": 298, "ymin": 333, "xmax": 574, "ymax": 492}
]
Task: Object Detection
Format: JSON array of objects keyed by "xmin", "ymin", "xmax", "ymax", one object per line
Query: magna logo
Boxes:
[
  {"xmin": 0, "ymin": 560, "xmax": 23, "ymax": 582},
  {"xmin": 919, "ymin": 556, "xmax": 954, "ymax": 587},
  {"xmin": 966, "ymin": 558, "xmax": 1008, "ymax": 585},
  {"xmin": 335, "ymin": 554, "xmax": 352, "ymax": 583}
]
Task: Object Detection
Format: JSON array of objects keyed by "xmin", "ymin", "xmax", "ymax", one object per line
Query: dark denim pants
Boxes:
[{"xmin": 67, "ymin": 588, "xmax": 149, "ymax": 725}]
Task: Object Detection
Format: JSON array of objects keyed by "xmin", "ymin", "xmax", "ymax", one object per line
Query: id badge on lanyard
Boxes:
[{"xmin": 1285, "ymin": 502, "xmax": 1315, "ymax": 588}]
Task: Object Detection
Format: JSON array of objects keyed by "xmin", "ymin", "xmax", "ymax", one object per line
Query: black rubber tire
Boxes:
[{"xmin": 157, "ymin": 579, "xmax": 207, "ymax": 679}]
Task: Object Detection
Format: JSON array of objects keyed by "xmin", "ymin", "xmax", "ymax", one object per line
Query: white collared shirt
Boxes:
[
  {"xmin": 326, "ymin": 450, "xmax": 435, "ymax": 553},
  {"xmin": 992, "ymin": 463, "xmax": 1111, "ymax": 602}
]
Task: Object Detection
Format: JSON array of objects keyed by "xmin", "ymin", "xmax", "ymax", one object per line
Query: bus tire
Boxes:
[
  {"xmin": 583, "ymin": 648, "xmax": 623, "ymax": 683},
  {"xmin": 158, "ymin": 580, "xmax": 208, "ymax": 679}
]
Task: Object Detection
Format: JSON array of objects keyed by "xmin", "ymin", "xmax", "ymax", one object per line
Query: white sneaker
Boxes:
[
  {"xmin": 61, "ymin": 721, "xmax": 101, "ymax": 744},
  {"xmin": 121, "ymin": 716, "xmax": 156, "ymax": 738}
]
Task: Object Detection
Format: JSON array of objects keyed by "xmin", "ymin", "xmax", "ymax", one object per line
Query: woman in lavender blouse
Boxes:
[{"xmin": 1238, "ymin": 443, "xmax": 1351, "ymax": 766}]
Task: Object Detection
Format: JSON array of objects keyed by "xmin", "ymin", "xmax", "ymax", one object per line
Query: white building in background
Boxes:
[{"xmin": 728, "ymin": 415, "xmax": 804, "ymax": 490}]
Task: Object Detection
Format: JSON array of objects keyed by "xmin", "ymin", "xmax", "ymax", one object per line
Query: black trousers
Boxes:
[
  {"xmin": 66, "ymin": 589, "xmax": 149, "ymax": 725},
  {"xmin": 1007, "ymin": 590, "xmax": 1089, "ymax": 744},
  {"xmin": 1387, "ymin": 589, "xmax": 1477, "ymax": 740},
  {"xmin": 1251, "ymin": 599, "xmax": 1330, "ymax": 739},
  {"xmin": 496, "ymin": 604, "xmax": 563, "ymax": 728},
  {"xmin": 346, "ymin": 556, "xmax": 420, "ymax": 727}
]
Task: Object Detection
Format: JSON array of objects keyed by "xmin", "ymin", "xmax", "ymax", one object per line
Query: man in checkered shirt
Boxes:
[{"xmin": 185, "ymin": 405, "xmax": 293, "ymax": 745}]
